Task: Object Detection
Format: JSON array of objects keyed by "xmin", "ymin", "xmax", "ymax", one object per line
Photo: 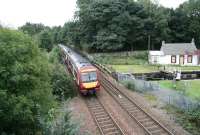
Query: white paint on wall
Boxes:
[{"xmin": 149, "ymin": 51, "xmax": 199, "ymax": 66}]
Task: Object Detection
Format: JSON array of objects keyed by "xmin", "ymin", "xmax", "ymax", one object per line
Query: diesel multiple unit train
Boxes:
[{"xmin": 59, "ymin": 44, "xmax": 100, "ymax": 94}]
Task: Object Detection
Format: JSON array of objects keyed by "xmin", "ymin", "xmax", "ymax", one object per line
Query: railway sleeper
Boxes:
[
  {"xmin": 91, "ymin": 106, "xmax": 103, "ymax": 110},
  {"xmin": 97, "ymin": 117, "xmax": 111, "ymax": 122},
  {"xmin": 96, "ymin": 114, "xmax": 109, "ymax": 119},
  {"xmin": 127, "ymin": 107, "xmax": 140, "ymax": 112},
  {"xmin": 106, "ymin": 130, "xmax": 121, "ymax": 135},
  {"xmin": 128, "ymin": 108, "xmax": 141, "ymax": 114},
  {"xmin": 150, "ymin": 128, "xmax": 166, "ymax": 135},
  {"xmin": 92, "ymin": 108, "xmax": 104, "ymax": 112},
  {"xmin": 135, "ymin": 114, "xmax": 148, "ymax": 120},
  {"xmin": 122, "ymin": 104, "xmax": 135, "ymax": 109},
  {"xmin": 101, "ymin": 123, "xmax": 115, "ymax": 129},
  {"xmin": 99, "ymin": 120, "xmax": 113, "ymax": 125},
  {"xmin": 142, "ymin": 121, "xmax": 155, "ymax": 127},
  {"xmin": 147, "ymin": 126, "xmax": 162, "ymax": 132},
  {"xmin": 87, "ymin": 104, "xmax": 101, "ymax": 108},
  {"xmin": 139, "ymin": 117, "xmax": 151, "ymax": 123},
  {"xmin": 103, "ymin": 127, "xmax": 119, "ymax": 134},
  {"xmin": 146, "ymin": 124, "xmax": 160, "ymax": 131},
  {"xmin": 129, "ymin": 109, "xmax": 141, "ymax": 116},
  {"xmin": 118, "ymin": 99, "xmax": 130, "ymax": 103},
  {"xmin": 94, "ymin": 111, "xmax": 106, "ymax": 116}
]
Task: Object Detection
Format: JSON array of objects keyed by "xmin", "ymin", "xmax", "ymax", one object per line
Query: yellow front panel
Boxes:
[
  {"xmin": 83, "ymin": 82, "xmax": 98, "ymax": 89},
  {"xmin": 81, "ymin": 69, "xmax": 96, "ymax": 73}
]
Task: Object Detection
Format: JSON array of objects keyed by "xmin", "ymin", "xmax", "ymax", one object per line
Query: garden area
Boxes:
[{"xmin": 91, "ymin": 51, "xmax": 200, "ymax": 73}]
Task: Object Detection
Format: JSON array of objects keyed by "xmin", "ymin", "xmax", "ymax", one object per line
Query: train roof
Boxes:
[{"xmin": 59, "ymin": 44, "xmax": 94, "ymax": 70}]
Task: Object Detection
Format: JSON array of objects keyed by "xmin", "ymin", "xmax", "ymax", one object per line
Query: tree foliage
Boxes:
[
  {"xmin": 19, "ymin": 22, "xmax": 48, "ymax": 36},
  {"xmin": 0, "ymin": 28, "xmax": 56, "ymax": 134},
  {"xmin": 38, "ymin": 30, "xmax": 54, "ymax": 52},
  {"xmin": 49, "ymin": 47, "xmax": 77, "ymax": 100},
  {"xmin": 59, "ymin": 0, "xmax": 200, "ymax": 52}
]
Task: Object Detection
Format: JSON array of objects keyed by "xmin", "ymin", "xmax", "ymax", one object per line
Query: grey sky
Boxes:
[{"xmin": 0, "ymin": 0, "xmax": 187, "ymax": 28}]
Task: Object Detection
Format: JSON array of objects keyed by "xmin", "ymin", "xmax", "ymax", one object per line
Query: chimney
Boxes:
[
  {"xmin": 191, "ymin": 38, "xmax": 195, "ymax": 44},
  {"xmin": 162, "ymin": 41, "xmax": 165, "ymax": 46}
]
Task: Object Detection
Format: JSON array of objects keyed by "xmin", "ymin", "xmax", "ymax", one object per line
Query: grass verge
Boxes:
[{"xmin": 159, "ymin": 80, "xmax": 200, "ymax": 100}]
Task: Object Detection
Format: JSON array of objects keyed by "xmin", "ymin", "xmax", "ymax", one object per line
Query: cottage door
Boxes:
[{"xmin": 179, "ymin": 55, "xmax": 184, "ymax": 65}]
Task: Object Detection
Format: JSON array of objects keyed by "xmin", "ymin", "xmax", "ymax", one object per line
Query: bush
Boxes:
[
  {"xmin": 122, "ymin": 81, "xmax": 135, "ymax": 91},
  {"xmin": 49, "ymin": 46, "xmax": 77, "ymax": 100},
  {"xmin": 51, "ymin": 62, "xmax": 77, "ymax": 100},
  {"xmin": 49, "ymin": 46, "xmax": 62, "ymax": 63},
  {"xmin": 43, "ymin": 102, "xmax": 79, "ymax": 135}
]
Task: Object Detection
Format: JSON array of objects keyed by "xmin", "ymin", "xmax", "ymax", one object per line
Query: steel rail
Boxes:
[
  {"xmin": 84, "ymin": 96, "xmax": 125, "ymax": 135},
  {"xmin": 100, "ymin": 71, "xmax": 174, "ymax": 135}
]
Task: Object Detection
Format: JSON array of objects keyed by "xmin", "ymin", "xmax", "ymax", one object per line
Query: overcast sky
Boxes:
[{"xmin": 0, "ymin": 0, "xmax": 187, "ymax": 28}]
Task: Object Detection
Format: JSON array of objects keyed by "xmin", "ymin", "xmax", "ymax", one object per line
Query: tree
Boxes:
[
  {"xmin": 0, "ymin": 28, "xmax": 55, "ymax": 135},
  {"xmin": 19, "ymin": 22, "xmax": 49, "ymax": 36},
  {"xmin": 38, "ymin": 30, "xmax": 54, "ymax": 52}
]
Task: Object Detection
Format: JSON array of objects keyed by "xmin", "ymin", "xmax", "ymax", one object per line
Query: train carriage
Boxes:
[{"xmin": 59, "ymin": 44, "xmax": 100, "ymax": 95}]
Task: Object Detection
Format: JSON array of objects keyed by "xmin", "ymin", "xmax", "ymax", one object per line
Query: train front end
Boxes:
[{"xmin": 79, "ymin": 67, "xmax": 100, "ymax": 95}]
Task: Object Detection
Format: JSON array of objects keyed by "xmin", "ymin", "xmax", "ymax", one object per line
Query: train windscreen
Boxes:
[{"xmin": 81, "ymin": 72, "xmax": 97, "ymax": 83}]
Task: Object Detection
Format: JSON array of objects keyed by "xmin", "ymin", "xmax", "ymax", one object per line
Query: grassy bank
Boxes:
[
  {"xmin": 159, "ymin": 80, "xmax": 200, "ymax": 100},
  {"xmin": 110, "ymin": 65, "xmax": 159, "ymax": 73}
]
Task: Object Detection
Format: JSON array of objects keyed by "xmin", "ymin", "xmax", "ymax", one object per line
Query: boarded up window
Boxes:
[
  {"xmin": 171, "ymin": 55, "xmax": 176, "ymax": 63},
  {"xmin": 187, "ymin": 55, "xmax": 193, "ymax": 63}
]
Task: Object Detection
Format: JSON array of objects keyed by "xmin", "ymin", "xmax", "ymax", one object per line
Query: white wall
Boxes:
[
  {"xmin": 149, "ymin": 54, "xmax": 199, "ymax": 66},
  {"xmin": 184, "ymin": 55, "xmax": 198, "ymax": 66}
]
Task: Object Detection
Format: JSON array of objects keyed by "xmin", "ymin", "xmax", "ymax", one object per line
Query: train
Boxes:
[{"xmin": 59, "ymin": 44, "xmax": 100, "ymax": 95}]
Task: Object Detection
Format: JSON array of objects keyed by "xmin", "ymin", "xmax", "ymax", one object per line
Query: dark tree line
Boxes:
[
  {"xmin": 74, "ymin": 0, "xmax": 200, "ymax": 52},
  {"xmin": 19, "ymin": 0, "xmax": 200, "ymax": 52}
]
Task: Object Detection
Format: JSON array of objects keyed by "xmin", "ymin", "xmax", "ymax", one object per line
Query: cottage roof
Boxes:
[{"xmin": 160, "ymin": 40, "xmax": 197, "ymax": 55}]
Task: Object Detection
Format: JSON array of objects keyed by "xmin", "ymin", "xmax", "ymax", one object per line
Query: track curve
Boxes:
[{"xmin": 99, "ymin": 71, "xmax": 174, "ymax": 135}]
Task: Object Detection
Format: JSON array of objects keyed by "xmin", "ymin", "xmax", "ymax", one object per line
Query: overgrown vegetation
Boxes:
[
  {"xmin": 92, "ymin": 51, "xmax": 148, "ymax": 65},
  {"xmin": 43, "ymin": 102, "xmax": 79, "ymax": 135},
  {"xmin": 164, "ymin": 105, "xmax": 200, "ymax": 135},
  {"xmin": 49, "ymin": 47, "xmax": 77, "ymax": 100},
  {"xmin": 0, "ymin": 27, "xmax": 77, "ymax": 135}
]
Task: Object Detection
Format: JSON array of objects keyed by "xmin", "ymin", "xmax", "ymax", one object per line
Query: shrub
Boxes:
[
  {"xmin": 43, "ymin": 102, "xmax": 79, "ymax": 135},
  {"xmin": 49, "ymin": 46, "xmax": 77, "ymax": 100},
  {"xmin": 51, "ymin": 62, "xmax": 77, "ymax": 100},
  {"xmin": 122, "ymin": 81, "xmax": 135, "ymax": 91}
]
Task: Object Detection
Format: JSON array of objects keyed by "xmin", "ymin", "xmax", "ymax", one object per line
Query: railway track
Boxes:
[
  {"xmin": 85, "ymin": 96, "xmax": 125, "ymax": 135},
  {"xmin": 100, "ymin": 72, "xmax": 174, "ymax": 135}
]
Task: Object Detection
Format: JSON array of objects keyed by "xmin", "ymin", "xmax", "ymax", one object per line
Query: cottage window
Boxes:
[
  {"xmin": 171, "ymin": 55, "xmax": 176, "ymax": 63},
  {"xmin": 187, "ymin": 55, "xmax": 193, "ymax": 63},
  {"xmin": 153, "ymin": 56, "xmax": 158, "ymax": 63}
]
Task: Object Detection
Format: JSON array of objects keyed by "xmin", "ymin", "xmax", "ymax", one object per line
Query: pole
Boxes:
[{"xmin": 148, "ymin": 35, "xmax": 151, "ymax": 51}]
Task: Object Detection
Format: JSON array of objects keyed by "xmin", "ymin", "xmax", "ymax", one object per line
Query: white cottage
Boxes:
[{"xmin": 149, "ymin": 39, "xmax": 199, "ymax": 66}]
